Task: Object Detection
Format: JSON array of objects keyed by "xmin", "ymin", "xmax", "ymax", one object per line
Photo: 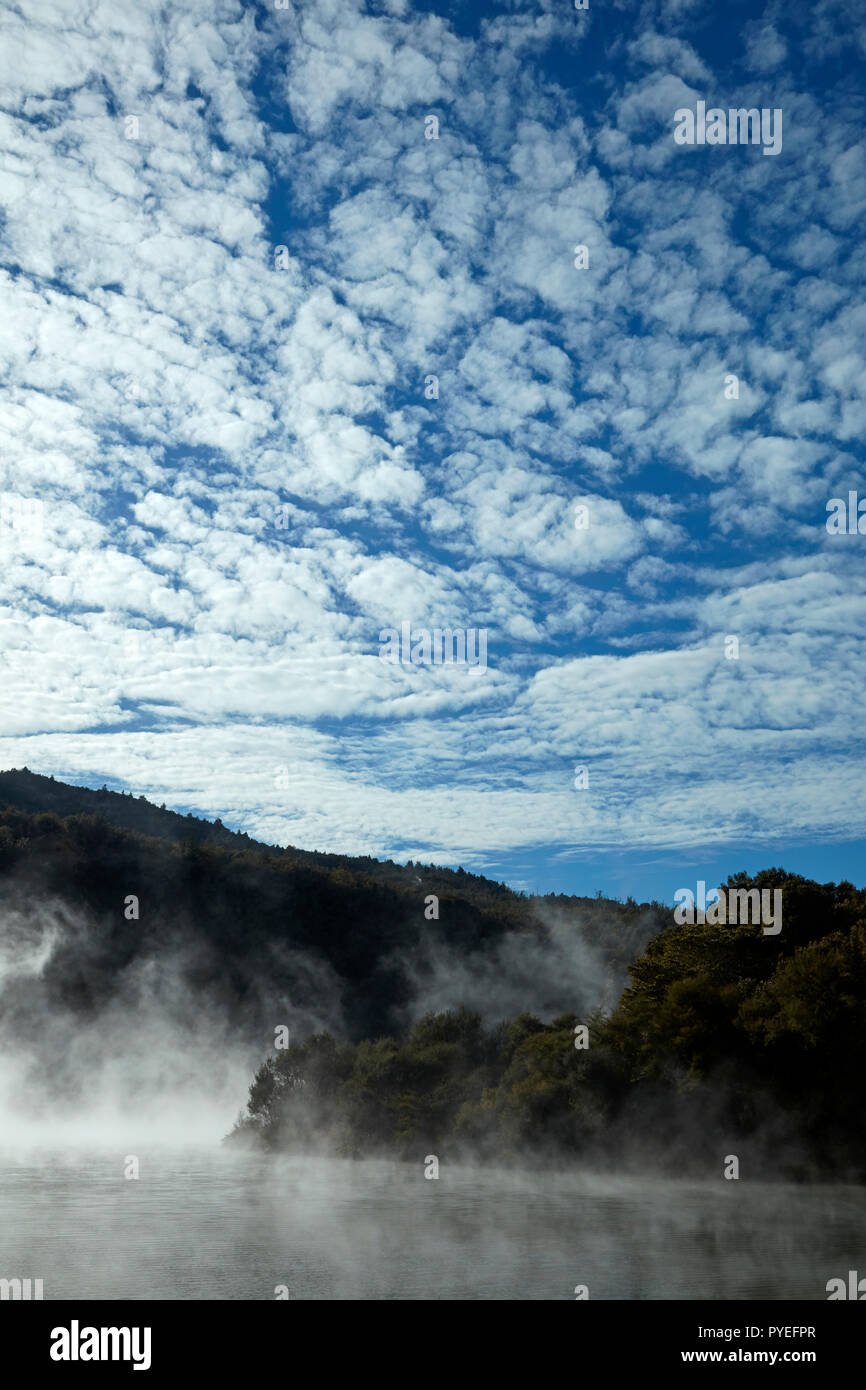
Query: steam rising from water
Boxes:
[
  {"xmin": 395, "ymin": 901, "xmax": 658, "ymax": 1026},
  {"xmin": 0, "ymin": 896, "xmax": 267, "ymax": 1147},
  {"xmin": 0, "ymin": 1150, "xmax": 862, "ymax": 1300},
  {"xmin": 0, "ymin": 885, "xmax": 643, "ymax": 1147},
  {"xmin": 0, "ymin": 889, "xmax": 862, "ymax": 1302}
]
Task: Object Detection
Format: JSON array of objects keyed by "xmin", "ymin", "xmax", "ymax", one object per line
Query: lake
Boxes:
[{"xmin": 0, "ymin": 1150, "xmax": 861, "ymax": 1299}]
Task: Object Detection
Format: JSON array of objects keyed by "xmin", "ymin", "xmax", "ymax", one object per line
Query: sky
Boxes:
[{"xmin": 0, "ymin": 0, "xmax": 864, "ymax": 902}]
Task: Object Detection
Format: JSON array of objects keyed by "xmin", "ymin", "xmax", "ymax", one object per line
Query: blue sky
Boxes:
[{"xmin": 0, "ymin": 0, "xmax": 864, "ymax": 902}]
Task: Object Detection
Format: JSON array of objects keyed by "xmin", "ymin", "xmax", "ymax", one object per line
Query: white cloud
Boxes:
[{"xmin": 0, "ymin": 0, "xmax": 862, "ymax": 879}]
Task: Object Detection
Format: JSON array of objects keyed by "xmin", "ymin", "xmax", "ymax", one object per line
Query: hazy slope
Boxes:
[{"xmin": 0, "ymin": 775, "xmax": 666, "ymax": 1141}]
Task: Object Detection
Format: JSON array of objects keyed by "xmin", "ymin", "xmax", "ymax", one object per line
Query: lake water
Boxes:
[{"xmin": 0, "ymin": 1150, "xmax": 861, "ymax": 1299}]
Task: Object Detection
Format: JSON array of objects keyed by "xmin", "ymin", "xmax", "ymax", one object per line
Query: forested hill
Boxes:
[
  {"xmin": 3, "ymin": 771, "xmax": 864, "ymax": 1176},
  {"xmin": 232, "ymin": 872, "xmax": 866, "ymax": 1178},
  {"xmin": 0, "ymin": 766, "xmax": 609, "ymax": 913},
  {"xmin": 0, "ymin": 766, "xmax": 269, "ymax": 856},
  {"xmin": 0, "ymin": 771, "xmax": 667, "ymax": 1051}
]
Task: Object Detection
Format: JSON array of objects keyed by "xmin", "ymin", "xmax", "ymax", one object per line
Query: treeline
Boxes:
[
  {"xmin": 0, "ymin": 789, "xmax": 663, "ymax": 1045},
  {"xmin": 230, "ymin": 869, "xmax": 866, "ymax": 1179},
  {"xmin": 0, "ymin": 768, "xmax": 666, "ymax": 918}
]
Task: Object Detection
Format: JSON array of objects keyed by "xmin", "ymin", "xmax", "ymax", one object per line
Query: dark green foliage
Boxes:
[
  {"xmin": 0, "ymin": 773, "xmax": 664, "ymax": 1047},
  {"xmin": 228, "ymin": 1007, "xmax": 632, "ymax": 1162},
  {"xmin": 0, "ymin": 768, "xmax": 667, "ymax": 929},
  {"xmin": 231, "ymin": 869, "xmax": 866, "ymax": 1178},
  {"xmin": 3, "ymin": 771, "xmax": 863, "ymax": 1176}
]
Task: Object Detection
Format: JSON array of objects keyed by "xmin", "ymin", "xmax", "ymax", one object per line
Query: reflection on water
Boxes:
[{"xmin": 0, "ymin": 1150, "xmax": 861, "ymax": 1300}]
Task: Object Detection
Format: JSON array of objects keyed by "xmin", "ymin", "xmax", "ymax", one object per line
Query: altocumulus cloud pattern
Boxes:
[{"xmin": 0, "ymin": 0, "xmax": 864, "ymax": 896}]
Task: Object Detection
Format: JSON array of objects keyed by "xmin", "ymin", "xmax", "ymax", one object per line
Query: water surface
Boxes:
[{"xmin": 0, "ymin": 1151, "xmax": 860, "ymax": 1299}]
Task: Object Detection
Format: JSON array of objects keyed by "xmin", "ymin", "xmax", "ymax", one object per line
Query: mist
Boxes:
[
  {"xmin": 0, "ymin": 866, "xmax": 661, "ymax": 1151},
  {"xmin": 0, "ymin": 889, "xmax": 346, "ymax": 1149},
  {"xmin": 392, "ymin": 899, "xmax": 660, "ymax": 1028}
]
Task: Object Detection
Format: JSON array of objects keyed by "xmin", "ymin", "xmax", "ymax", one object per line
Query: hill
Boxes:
[
  {"xmin": 2, "ymin": 773, "xmax": 863, "ymax": 1177},
  {"xmin": 0, "ymin": 772, "xmax": 667, "ymax": 1123},
  {"xmin": 0, "ymin": 767, "xmax": 593, "ymax": 911}
]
